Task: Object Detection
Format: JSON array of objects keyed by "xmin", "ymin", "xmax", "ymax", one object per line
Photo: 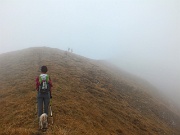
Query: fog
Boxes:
[{"xmin": 0, "ymin": 0, "xmax": 180, "ymax": 105}]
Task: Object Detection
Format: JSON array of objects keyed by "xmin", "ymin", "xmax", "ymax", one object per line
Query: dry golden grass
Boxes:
[{"xmin": 0, "ymin": 47, "xmax": 180, "ymax": 135}]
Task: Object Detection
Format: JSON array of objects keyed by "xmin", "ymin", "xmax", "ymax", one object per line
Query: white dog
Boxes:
[{"xmin": 39, "ymin": 113, "xmax": 48, "ymax": 129}]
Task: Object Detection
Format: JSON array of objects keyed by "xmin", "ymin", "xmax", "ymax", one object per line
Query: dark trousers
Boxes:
[{"xmin": 37, "ymin": 91, "xmax": 50, "ymax": 117}]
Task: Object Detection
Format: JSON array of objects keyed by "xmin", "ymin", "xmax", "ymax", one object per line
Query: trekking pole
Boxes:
[{"xmin": 49, "ymin": 99, "xmax": 53, "ymax": 124}]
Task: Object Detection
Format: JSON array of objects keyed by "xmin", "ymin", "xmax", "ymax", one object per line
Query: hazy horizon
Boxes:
[{"xmin": 0, "ymin": 0, "xmax": 180, "ymax": 106}]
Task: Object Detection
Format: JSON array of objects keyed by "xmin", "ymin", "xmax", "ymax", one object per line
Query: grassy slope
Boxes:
[{"xmin": 0, "ymin": 47, "xmax": 180, "ymax": 135}]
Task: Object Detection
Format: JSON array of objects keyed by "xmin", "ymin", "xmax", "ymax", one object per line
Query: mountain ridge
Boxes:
[{"xmin": 0, "ymin": 47, "xmax": 180, "ymax": 135}]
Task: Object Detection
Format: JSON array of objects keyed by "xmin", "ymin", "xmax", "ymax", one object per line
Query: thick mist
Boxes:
[
  {"xmin": 0, "ymin": 1, "xmax": 180, "ymax": 106},
  {"xmin": 110, "ymin": 51, "xmax": 180, "ymax": 106}
]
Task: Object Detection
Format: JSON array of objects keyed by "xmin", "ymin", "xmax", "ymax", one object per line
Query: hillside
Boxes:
[{"xmin": 0, "ymin": 47, "xmax": 180, "ymax": 135}]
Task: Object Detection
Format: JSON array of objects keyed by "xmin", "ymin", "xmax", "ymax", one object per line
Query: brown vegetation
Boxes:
[{"xmin": 0, "ymin": 47, "xmax": 180, "ymax": 135}]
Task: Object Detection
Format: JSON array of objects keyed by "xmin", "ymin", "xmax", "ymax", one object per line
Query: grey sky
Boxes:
[{"xmin": 0, "ymin": 0, "xmax": 180, "ymax": 105}]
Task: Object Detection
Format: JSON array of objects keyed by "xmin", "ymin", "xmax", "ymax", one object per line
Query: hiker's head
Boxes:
[{"xmin": 41, "ymin": 66, "xmax": 48, "ymax": 73}]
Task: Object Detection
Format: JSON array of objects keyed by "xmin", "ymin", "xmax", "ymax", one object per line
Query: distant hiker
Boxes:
[
  {"xmin": 36, "ymin": 66, "xmax": 53, "ymax": 119},
  {"xmin": 68, "ymin": 48, "xmax": 70, "ymax": 52}
]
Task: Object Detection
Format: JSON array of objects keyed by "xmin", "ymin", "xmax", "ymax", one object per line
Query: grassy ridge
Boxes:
[{"xmin": 0, "ymin": 47, "xmax": 180, "ymax": 135}]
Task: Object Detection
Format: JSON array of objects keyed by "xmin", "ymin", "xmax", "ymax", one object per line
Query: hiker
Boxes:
[
  {"xmin": 68, "ymin": 48, "xmax": 70, "ymax": 52},
  {"xmin": 36, "ymin": 66, "xmax": 53, "ymax": 118}
]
